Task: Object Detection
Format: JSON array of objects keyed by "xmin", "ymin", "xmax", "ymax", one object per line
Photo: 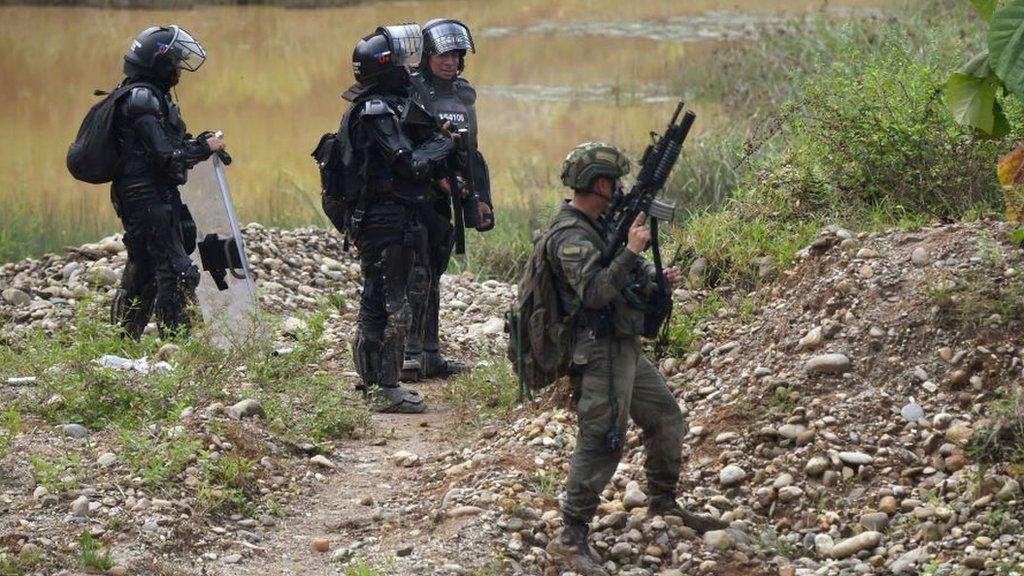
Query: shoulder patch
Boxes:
[
  {"xmin": 126, "ymin": 86, "xmax": 161, "ymax": 118},
  {"xmin": 561, "ymin": 246, "xmax": 582, "ymax": 257}
]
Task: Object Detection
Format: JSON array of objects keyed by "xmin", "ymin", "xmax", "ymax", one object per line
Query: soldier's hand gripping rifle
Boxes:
[{"xmin": 601, "ymin": 101, "xmax": 696, "ymax": 337}]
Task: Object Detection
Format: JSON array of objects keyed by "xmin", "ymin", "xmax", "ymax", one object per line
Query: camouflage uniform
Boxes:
[{"xmin": 546, "ymin": 201, "xmax": 687, "ymax": 526}]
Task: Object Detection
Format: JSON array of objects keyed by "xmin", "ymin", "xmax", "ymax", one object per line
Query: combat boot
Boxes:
[
  {"xmin": 420, "ymin": 350, "xmax": 466, "ymax": 379},
  {"xmin": 545, "ymin": 521, "xmax": 609, "ymax": 576},
  {"xmin": 362, "ymin": 384, "xmax": 426, "ymax": 414},
  {"xmin": 400, "ymin": 352, "xmax": 422, "ymax": 382},
  {"xmin": 648, "ymin": 495, "xmax": 728, "ymax": 534}
]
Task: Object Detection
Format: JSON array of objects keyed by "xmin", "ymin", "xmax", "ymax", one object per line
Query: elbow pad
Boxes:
[{"xmin": 408, "ymin": 136, "xmax": 455, "ymax": 179}]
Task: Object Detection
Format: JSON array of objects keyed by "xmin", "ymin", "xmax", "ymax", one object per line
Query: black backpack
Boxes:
[
  {"xmin": 312, "ymin": 106, "xmax": 361, "ymax": 236},
  {"xmin": 66, "ymin": 82, "xmax": 157, "ymax": 185}
]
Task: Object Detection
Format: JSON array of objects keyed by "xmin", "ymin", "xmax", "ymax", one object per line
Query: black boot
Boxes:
[
  {"xmin": 420, "ymin": 350, "xmax": 466, "ymax": 379},
  {"xmin": 545, "ymin": 521, "xmax": 609, "ymax": 576},
  {"xmin": 648, "ymin": 494, "xmax": 728, "ymax": 534}
]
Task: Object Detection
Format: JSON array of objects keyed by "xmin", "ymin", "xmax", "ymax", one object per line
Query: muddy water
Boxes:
[{"xmin": 0, "ymin": 0, "xmax": 879, "ymax": 257}]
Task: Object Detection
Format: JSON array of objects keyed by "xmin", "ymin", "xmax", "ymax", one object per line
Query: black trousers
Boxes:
[
  {"xmin": 111, "ymin": 197, "xmax": 199, "ymax": 339},
  {"xmin": 353, "ymin": 204, "xmax": 427, "ymax": 388},
  {"xmin": 406, "ymin": 203, "xmax": 454, "ymax": 355}
]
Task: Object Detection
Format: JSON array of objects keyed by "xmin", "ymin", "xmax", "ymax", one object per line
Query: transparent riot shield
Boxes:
[{"xmin": 180, "ymin": 157, "xmax": 264, "ymax": 348}]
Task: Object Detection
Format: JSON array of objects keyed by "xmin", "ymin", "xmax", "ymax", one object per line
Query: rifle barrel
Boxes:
[{"xmin": 669, "ymin": 101, "xmax": 685, "ymax": 125}]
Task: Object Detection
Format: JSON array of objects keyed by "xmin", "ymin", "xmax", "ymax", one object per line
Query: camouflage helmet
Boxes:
[{"xmin": 560, "ymin": 142, "xmax": 631, "ymax": 191}]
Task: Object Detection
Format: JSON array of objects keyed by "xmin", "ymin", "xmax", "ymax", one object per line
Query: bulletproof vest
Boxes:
[
  {"xmin": 353, "ymin": 93, "xmax": 442, "ymax": 204},
  {"xmin": 411, "ymin": 74, "xmax": 477, "ymax": 141},
  {"xmin": 114, "ymin": 86, "xmax": 190, "ymax": 192}
]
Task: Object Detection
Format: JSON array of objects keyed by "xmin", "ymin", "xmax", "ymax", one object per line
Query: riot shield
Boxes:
[{"xmin": 180, "ymin": 157, "xmax": 264, "ymax": 347}]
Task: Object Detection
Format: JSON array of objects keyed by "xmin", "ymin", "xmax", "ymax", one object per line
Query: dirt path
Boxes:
[{"xmin": 216, "ymin": 380, "xmax": 492, "ymax": 575}]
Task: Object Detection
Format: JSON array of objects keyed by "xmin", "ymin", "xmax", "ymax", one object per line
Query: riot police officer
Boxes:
[
  {"xmin": 337, "ymin": 24, "xmax": 459, "ymax": 413},
  {"xmin": 110, "ymin": 25, "xmax": 225, "ymax": 339},
  {"xmin": 402, "ymin": 18, "xmax": 494, "ymax": 381}
]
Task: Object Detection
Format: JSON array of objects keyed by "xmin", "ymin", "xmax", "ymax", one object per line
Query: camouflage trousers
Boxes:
[{"xmin": 562, "ymin": 336, "xmax": 687, "ymax": 525}]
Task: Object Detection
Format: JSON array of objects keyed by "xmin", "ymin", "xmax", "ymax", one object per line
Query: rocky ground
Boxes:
[{"xmin": 1, "ymin": 220, "xmax": 1023, "ymax": 575}]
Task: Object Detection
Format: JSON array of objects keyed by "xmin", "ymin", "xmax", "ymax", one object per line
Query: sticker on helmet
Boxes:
[{"xmin": 374, "ymin": 50, "xmax": 392, "ymax": 64}]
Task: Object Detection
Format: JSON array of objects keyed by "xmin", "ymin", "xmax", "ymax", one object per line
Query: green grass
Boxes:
[
  {"xmin": 1, "ymin": 296, "xmax": 371, "ymax": 521},
  {"xmin": 442, "ymin": 351, "xmax": 521, "ymax": 432},
  {"xmin": 77, "ymin": 532, "xmax": 112, "ymax": 572}
]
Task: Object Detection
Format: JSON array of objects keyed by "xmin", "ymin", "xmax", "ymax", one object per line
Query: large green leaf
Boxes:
[
  {"xmin": 960, "ymin": 51, "xmax": 993, "ymax": 78},
  {"xmin": 989, "ymin": 0, "xmax": 1024, "ymax": 96},
  {"xmin": 945, "ymin": 72, "xmax": 1000, "ymax": 134},
  {"xmin": 972, "ymin": 0, "xmax": 999, "ymax": 22}
]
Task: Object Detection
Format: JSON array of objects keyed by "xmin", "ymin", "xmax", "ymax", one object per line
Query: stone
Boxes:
[
  {"xmin": 944, "ymin": 453, "xmax": 967, "ymax": 472},
  {"xmin": 838, "ymin": 451, "xmax": 874, "ymax": 466},
  {"xmin": 719, "ymin": 465, "xmax": 747, "ymax": 487},
  {"xmin": 310, "ymin": 455, "xmax": 335, "ymax": 469},
  {"xmin": 814, "ymin": 534, "xmax": 834, "ymax": 557},
  {"xmin": 830, "ymin": 531, "xmax": 881, "ymax": 559},
  {"xmin": 778, "ymin": 486, "xmax": 804, "ymax": 502},
  {"xmin": 610, "ymin": 541, "xmax": 632, "ymax": 558},
  {"xmin": 62, "ymin": 423, "xmax": 87, "ymax": 439},
  {"xmin": 799, "ymin": 327, "xmax": 824, "ymax": 350},
  {"xmin": 392, "ymin": 450, "xmax": 421, "ymax": 467},
  {"xmin": 448, "ymin": 506, "xmax": 484, "ymax": 518},
  {"xmin": 900, "ymin": 403, "xmax": 924, "ymax": 422},
  {"xmin": 32, "ymin": 486, "xmax": 48, "ymax": 500},
  {"xmin": 945, "ymin": 424, "xmax": 973, "ymax": 446},
  {"xmin": 879, "ymin": 496, "xmax": 898, "ymax": 515},
  {"xmin": 109, "ymin": 566, "xmax": 128, "ymax": 576},
  {"xmin": 911, "ymin": 246, "xmax": 929, "ymax": 267},
  {"xmin": 703, "ymin": 530, "xmax": 733, "ymax": 551},
  {"xmin": 156, "ymin": 343, "xmax": 180, "ymax": 362},
  {"xmin": 805, "ymin": 354, "xmax": 852, "ymax": 375},
  {"xmin": 778, "ymin": 424, "xmax": 806, "ymax": 440},
  {"xmin": 97, "ymin": 452, "xmax": 117, "ymax": 467},
  {"xmin": 227, "ymin": 399, "xmax": 265, "ymax": 420},
  {"xmin": 803, "ymin": 457, "xmax": 830, "ymax": 478},
  {"xmin": 71, "ymin": 495, "xmax": 90, "ymax": 517},
  {"xmin": 2, "ymin": 288, "xmax": 30, "ymax": 306},
  {"xmin": 311, "ymin": 538, "xmax": 330, "ymax": 553},
  {"xmin": 623, "ymin": 481, "xmax": 647, "ymax": 510},
  {"xmin": 859, "ymin": 512, "xmax": 890, "ymax": 531},
  {"xmin": 223, "ymin": 553, "xmax": 242, "ymax": 564},
  {"xmin": 997, "ymin": 478, "xmax": 1021, "ymax": 501}
]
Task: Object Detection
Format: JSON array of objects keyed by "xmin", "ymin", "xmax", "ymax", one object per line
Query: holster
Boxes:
[{"xmin": 178, "ymin": 203, "xmax": 198, "ymax": 255}]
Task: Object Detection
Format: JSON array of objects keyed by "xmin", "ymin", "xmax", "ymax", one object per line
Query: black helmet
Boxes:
[
  {"xmin": 421, "ymin": 19, "xmax": 474, "ymax": 71},
  {"xmin": 351, "ymin": 24, "xmax": 423, "ymax": 89},
  {"xmin": 123, "ymin": 25, "xmax": 206, "ymax": 88}
]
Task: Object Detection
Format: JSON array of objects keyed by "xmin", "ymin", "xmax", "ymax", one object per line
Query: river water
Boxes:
[{"xmin": 0, "ymin": 0, "xmax": 878, "ymax": 258}]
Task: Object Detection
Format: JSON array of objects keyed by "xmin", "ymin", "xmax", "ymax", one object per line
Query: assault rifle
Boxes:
[
  {"xmin": 451, "ymin": 127, "xmax": 482, "ymax": 255},
  {"xmin": 600, "ymin": 101, "xmax": 694, "ymax": 266},
  {"xmin": 597, "ymin": 101, "xmax": 694, "ymax": 453}
]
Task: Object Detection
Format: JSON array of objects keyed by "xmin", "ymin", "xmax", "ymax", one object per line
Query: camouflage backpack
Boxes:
[{"xmin": 506, "ymin": 219, "xmax": 579, "ymax": 398}]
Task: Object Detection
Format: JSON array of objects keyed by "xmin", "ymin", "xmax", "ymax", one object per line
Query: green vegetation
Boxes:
[
  {"xmin": 0, "ymin": 298, "xmax": 370, "ymax": 517},
  {"xmin": 970, "ymin": 388, "xmax": 1024, "ymax": 473},
  {"xmin": 442, "ymin": 350, "xmax": 520, "ymax": 432},
  {"xmin": 77, "ymin": 532, "xmax": 113, "ymax": 572}
]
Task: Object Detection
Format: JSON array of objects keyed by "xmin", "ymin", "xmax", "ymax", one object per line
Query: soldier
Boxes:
[
  {"xmin": 402, "ymin": 18, "xmax": 494, "ymax": 381},
  {"xmin": 544, "ymin": 143, "xmax": 727, "ymax": 574},
  {"xmin": 338, "ymin": 24, "xmax": 459, "ymax": 413},
  {"xmin": 110, "ymin": 25, "xmax": 225, "ymax": 339}
]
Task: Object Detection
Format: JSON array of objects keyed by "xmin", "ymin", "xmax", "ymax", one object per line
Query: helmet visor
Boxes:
[
  {"xmin": 167, "ymin": 25, "xmax": 206, "ymax": 72},
  {"xmin": 425, "ymin": 20, "xmax": 475, "ymax": 55},
  {"xmin": 379, "ymin": 24, "xmax": 423, "ymax": 68}
]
